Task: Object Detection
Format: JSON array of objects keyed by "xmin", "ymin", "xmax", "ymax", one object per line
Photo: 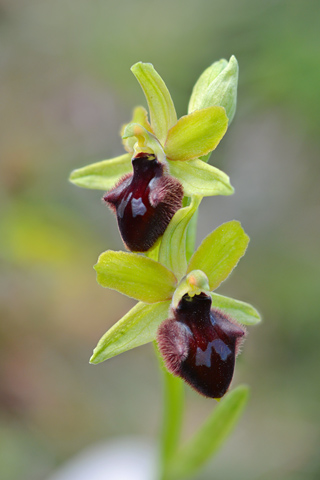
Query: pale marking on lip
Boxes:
[{"xmin": 131, "ymin": 197, "xmax": 147, "ymax": 217}]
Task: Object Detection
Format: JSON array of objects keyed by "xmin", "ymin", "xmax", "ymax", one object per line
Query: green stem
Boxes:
[
  {"xmin": 160, "ymin": 371, "xmax": 184, "ymax": 479},
  {"xmin": 155, "ymin": 194, "xmax": 201, "ymax": 479},
  {"xmin": 154, "ymin": 343, "xmax": 185, "ymax": 480},
  {"xmin": 186, "ymin": 150, "xmax": 213, "ymax": 255}
]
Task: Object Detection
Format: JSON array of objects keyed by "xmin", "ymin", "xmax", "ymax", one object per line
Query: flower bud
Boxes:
[
  {"xmin": 188, "ymin": 56, "xmax": 239, "ymax": 124},
  {"xmin": 104, "ymin": 153, "xmax": 183, "ymax": 252},
  {"xmin": 157, "ymin": 293, "xmax": 246, "ymax": 398}
]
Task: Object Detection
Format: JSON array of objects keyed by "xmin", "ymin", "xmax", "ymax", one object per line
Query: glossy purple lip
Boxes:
[
  {"xmin": 157, "ymin": 293, "xmax": 246, "ymax": 398},
  {"xmin": 104, "ymin": 153, "xmax": 183, "ymax": 252}
]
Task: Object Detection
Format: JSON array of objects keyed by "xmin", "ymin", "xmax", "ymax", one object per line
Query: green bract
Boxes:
[
  {"xmin": 167, "ymin": 385, "xmax": 249, "ymax": 480},
  {"xmin": 188, "ymin": 55, "xmax": 239, "ymax": 124},
  {"xmin": 69, "ymin": 62, "xmax": 233, "ymax": 199},
  {"xmin": 90, "ymin": 219, "xmax": 260, "ymax": 364}
]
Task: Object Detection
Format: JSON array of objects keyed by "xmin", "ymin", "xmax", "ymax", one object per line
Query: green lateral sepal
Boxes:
[
  {"xmin": 94, "ymin": 250, "xmax": 177, "ymax": 303},
  {"xmin": 168, "ymin": 158, "xmax": 233, "ymax": 197},
  {"xmin": 69, "ymin": 153, "xmax": 132, "ymax": 190},
  {"xmin": 90, "ymin": 300, "xmax": 171, "ymax": 364},
  {"xmin": 211, "ymin": 292, "xmax": 261, "ymax": 325}
]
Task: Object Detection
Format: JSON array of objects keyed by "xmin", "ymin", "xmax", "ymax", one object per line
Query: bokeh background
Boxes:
[{"xmin": 1, "ymin": 0, "xmax": 320, "ymax": 478}]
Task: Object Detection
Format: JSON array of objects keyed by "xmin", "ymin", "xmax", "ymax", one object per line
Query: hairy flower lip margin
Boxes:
[{"xmin": 157, "ymin": 293, "xmax": 246, "ymax": 399}]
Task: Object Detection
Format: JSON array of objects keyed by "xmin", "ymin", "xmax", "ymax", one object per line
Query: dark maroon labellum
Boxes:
[
  {"xmin": 157, "ymin": 293, "xmax": 246, "ymax": 398},
  {"xmin": 103, "ymin": 153, "xmax": 183, "ymax": 252}
]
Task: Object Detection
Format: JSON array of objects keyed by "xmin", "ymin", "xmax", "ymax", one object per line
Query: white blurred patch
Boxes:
[{"xmin": 47, "ymin": 437, "xmax": 157, "ymax": 480}]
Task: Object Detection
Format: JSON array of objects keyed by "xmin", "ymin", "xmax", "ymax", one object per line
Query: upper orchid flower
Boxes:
[{"xmin": 69, "ymin": 59, "xmax": 238, "ymax": 251}]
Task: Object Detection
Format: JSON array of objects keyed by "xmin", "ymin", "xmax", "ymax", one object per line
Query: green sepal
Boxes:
[
  {"xmin": 211, "ymin": 292, "xmax": 261, "ymax": 325},
  {"xmin": 159, "ymin": 196, "xmax": 202, "ymax": 281},
  {"xmin": 166, "ymin": 386, "xmax": 249, "ymax": 480},
  {"xmin": 168, "ymin": 158, "xmax": 233, "ymax": 197},
  {"xmin": 187, "ymin": 220, "xmax": 249, "ymax": 291},
  {"xmin": 90, "ymin": 301, "xmax": 171, "ymax": 364},
  {"xmin": 164, "ymin": 107, "xmax": 228, "ymax": 161},
  {"xmin": 94, "ymin": 251, "xmax": 177, "ymax": 303},
  {"xmin": 188, "ymin": 55, "xmax": 239, "ymax": 124},
  {"xmin": 69, "ymin": 153, "xmax": 132, "ymax": 190},
  {"xmin": 121, "ymin": 106, "xmax": 153, "ymax": 153},
  {"xmin": 188, "ymin": 59, "xmax": 228, "ymax": 113},
  {"xmin": 131, "ymin": 62, "xmax": 177, "ymax": 145}
]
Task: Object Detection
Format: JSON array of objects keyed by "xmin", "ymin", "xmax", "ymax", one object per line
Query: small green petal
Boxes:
[
  {"xmin": 167, "ymin": 386, "xmax": 249, "ymax": 480},
  {"xmin": 211, "ymin": 293, "xmax": 261, "ymax": 325},
  {"xmin": 187, "ymin": 221, "xmax": 249, "ymax": 291},
  {"xmin": 121, "ymin": 106, "xmax": 153, "ymax": 153},
  {"xmin": 164, "ymin": 107, "xmax": 228, "ymax": 161},
  {"xmin": 69, "ymin": 153, "xmax": 132, "ymax": 190},
  {"xmin": 94, "ymin": 250, "xmax": 177, "ymax": 303},
  {"xmin": 131, "ymin": 105, "xmax": 152, "ymax": 130},
  {"xmin": 188, "ymin": 59, "xmax": 228, "ymax": 113},
  {"xmin": 168, "ymin": 159, "xmax": 234, "ymax": 197},
  {"xmin": 90, "ymin": 300, "xmax": 171, "ymax": 364},
  {"xmin": 122, "ymin": 123, "xmax": 166, "ymax": 163},
  {"xmin": 159, "ymin": 196, "xmax": 202, "ymax": 280},
  {"xmin": 189, "ymin": 56, "xmax": 239, "ymax": 124},
  {"xmin": 131, "ymin": 62, "xmax": 177, "ymax": 145}
]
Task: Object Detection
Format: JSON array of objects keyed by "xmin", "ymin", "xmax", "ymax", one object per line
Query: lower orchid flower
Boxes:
[{"xmin": 90, "ymin": 214, "xmax": 261, "ymax": 399}]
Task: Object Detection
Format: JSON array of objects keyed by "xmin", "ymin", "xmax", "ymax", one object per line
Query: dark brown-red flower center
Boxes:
[
  {"xmin": 104, "ymin": 153, "xmax": 183, "ymax": 252},
  {"xmin": 157, "ymin": 293, "xmax": 246, "ymax": 398}
]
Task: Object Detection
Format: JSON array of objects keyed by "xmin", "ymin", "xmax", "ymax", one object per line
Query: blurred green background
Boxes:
[{"xmin": 1, "ymin": 0, "xmax": 319, "ymax": 478}]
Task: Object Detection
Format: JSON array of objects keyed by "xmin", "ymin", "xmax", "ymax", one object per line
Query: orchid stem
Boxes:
[
  {"xmin": 154, "ymin": 343, "xmax": 185, "ymax": 480},
  {"xmin": 157, "ymin": 195, "xmax": 201, "ymax": 479}
]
